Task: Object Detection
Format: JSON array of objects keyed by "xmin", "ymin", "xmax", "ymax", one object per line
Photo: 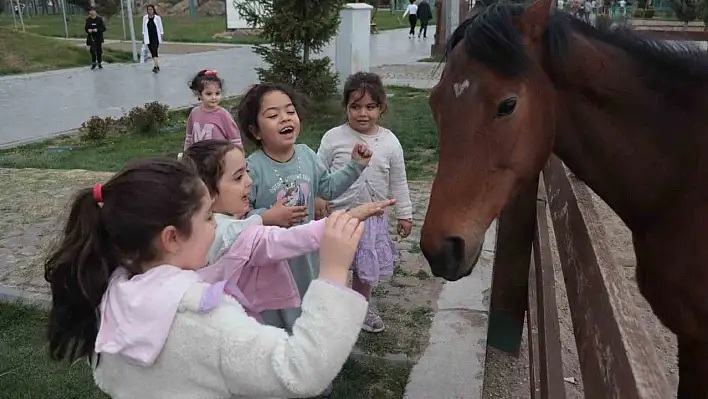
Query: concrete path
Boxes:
[
  {"xmin": 404, "ymin": 221, "xmax": 497, "ymax": 399},
  {"xmin": 0, "ymin": 28, "xmax": 434, "ymax": 148}
]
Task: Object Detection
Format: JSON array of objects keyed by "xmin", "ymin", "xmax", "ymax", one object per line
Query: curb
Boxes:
[{"xmin": 0, "ymin": 284, "xmax": 51, "ymax": 310}]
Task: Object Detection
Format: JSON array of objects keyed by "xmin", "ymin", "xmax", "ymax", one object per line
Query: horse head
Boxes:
[{"xmin": 421, "ymin": 0, "xmax": 557, "ymax": 281}]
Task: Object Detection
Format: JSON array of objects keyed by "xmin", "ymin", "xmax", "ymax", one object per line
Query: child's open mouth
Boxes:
[{"xmin": 279, "ymin": 127, "xmax": 295, "ymax": 136}]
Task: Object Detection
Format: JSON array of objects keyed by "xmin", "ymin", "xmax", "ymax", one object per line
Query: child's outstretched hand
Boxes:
[
  {"xmin": 397, "ymin": 219, "xmax": 413, "ymax": 238},
  {"xmin": 351, "ymin": 142, "xmax": 373, "ymax": 165},
  {"xmin": 348, "ymin": 199, "xmax": 396, "ymax": 221},
  {"xmin": 318, "ymin": 211, "xmax": 365, "ymax": 285},
  {"xmin": 314, "ymin": 197, "xmax": 332, "ymax": 221},
  {"xmin": 261, "ymin": 197, "xmax": 308, "ymax": 227}
]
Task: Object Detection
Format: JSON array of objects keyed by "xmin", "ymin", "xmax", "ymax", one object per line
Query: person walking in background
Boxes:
[
  {"xmin": 142, "ymin": 4, "xmax": 164, "ymax": 73},
  {"xmin": 85, "ymin": 7, "xmax": 106, "ymax": 70},
  {"xmin": 417, "ymin": 0, "xmax": 433, "ymax": 39},
  {"xmin": 402, "ymin": 0, "xmax": 418, "ymax": 38}
]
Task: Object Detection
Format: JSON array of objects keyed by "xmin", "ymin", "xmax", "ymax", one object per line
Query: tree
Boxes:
[
  {"xmin": 237, "ymin": 0, "xmax": 346, "ymax": 100},
  {"xmin": 667, "ymin": 0, "xmax": 698, "ymax": 27},
  {"xmin": 66, "ymin": 0, "xmax": 120, "ymax": 21}
]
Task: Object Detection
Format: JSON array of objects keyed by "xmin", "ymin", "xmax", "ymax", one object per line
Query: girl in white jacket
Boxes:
[
  {"xmin": 142, "ymin": 4, "xmax": 164, "ymax": 73},
  {"xmin": 44, "ymin": 157, "xmax": 370, "ymax": 398}
]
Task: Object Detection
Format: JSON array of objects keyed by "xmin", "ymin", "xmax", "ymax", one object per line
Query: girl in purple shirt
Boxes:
[{"xmin": 184, "ymin": 70, "xmax": 243, "ymax": 150}]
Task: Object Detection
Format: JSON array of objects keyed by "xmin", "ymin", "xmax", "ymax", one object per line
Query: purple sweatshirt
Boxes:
[{"xmin": 184, "ymin": 106, "xmax": 243, "ymax": 149}]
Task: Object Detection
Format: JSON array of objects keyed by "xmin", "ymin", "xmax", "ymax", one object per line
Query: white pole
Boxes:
[
  {"xmin": 11, "ymin": 0, "xmax": 18, "ymax": 30},
  {"xmin": 16, "ymin": 0, "xmax": 25, "ymax": 31},
  {"xmin": 125, "ymin": 0, "xmax": 138, "ymax": 62},
  {"xmin": 120, "ymin": 0, "xmax": 126, "ymax": 40},
  {"xmin": 60, "ymin": 0, "xmax": 68, "ymax": 38}
]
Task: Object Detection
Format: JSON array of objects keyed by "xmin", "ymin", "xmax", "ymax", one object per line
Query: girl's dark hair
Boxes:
[
  {"xmin": 146, "ymin": 4, "xmax": 158, "ymax": 14},
  {"xmin": 236, "ymin": 83, "xmax": 308, "ymax": 147},
  {"xmin": 342, "ymin": 72, "xmax": 388, "ymax": 113},
  {"xmin": 44, "ymin": 158, "xmax": 206, "ymax": 363},
  {"xmin": 189, "ymin": 70, "xmax": 223, "ymax": 94},
  {"xmin": 183, "ymin": 139, "xmax": 240, "ymax": 196}
]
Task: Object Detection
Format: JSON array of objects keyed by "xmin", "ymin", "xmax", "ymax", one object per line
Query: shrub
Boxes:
[
  {"xmin": 79, "ymin": 116, "xmax": 111, "ymax": 141},
  {"xmin": 125, "ymin": 102, "xmax": 169, "ymax": 135}
]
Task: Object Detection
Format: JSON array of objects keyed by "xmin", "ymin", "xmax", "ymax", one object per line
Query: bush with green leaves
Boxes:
[
  {"xmin": 78, "ymin": 102, "xmax": 170, "ymax": 142},
  {"xmin": 79, "ymin": 116, "xmax": 111, "ymax": 141},
  {"xmin": 237, "ymin": 0, "xmax": 345, "ymax": 101}
]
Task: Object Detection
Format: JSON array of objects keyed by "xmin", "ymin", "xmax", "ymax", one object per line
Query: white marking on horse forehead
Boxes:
[{"xmin": 453, "ymin": 79, "xmax": 471, "ymax": 98}]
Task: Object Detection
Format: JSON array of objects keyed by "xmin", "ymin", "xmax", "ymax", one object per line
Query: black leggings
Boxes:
[
  {"xmin": 419, "ymin": 20, "xmax": 429, "ymax": 37},
  {"xmin": 408, "ymin": 14, "xmax": 418, "ymax": 35},
  {"xmin": 89, "ymin": 41, "xmax": 103, "ymax": 64}
]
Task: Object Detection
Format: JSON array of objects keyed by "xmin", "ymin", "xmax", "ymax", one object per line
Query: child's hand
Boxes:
[
  {"xmin": 318, "ymin": 211, "xmax": 365, "ymax": 285},
  {"xmin": 314, "ymin": 197, "xmax": 332, "ymax": 221},
  {"xmin": 351, "ymin": 142, "xmax": 373, "ymax": 165},
  {"xmin": 348, "ymin": 199, "xmax": 396, "ymax": 220},
  {"xmin": 261, "ymin": 197, "xmax": 308, "ymax": 227},
  {"xmin": 397, "ymin": 219, "xmax": 413, "ymax": 238}
]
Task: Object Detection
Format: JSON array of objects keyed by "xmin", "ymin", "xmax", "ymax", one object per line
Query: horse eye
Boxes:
[{"xmin": 496, "ymin": 98, "xmax": 517, "ymax": 117}]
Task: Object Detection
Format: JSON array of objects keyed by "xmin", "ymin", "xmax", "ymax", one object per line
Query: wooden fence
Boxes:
[{"xmin": 487, "ymin": 155, "xmax": 672, "ymax": 398}]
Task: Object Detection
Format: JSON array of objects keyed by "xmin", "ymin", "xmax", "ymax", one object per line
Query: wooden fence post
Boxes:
[{"xmin": 487, "ymin": 178, "xmax": 538, "ymax": 354}]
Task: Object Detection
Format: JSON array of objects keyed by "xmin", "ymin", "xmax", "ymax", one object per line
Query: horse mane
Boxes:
[{"xmin": 445, "ymin": 2, "xmax": 708, "ymax": 90}]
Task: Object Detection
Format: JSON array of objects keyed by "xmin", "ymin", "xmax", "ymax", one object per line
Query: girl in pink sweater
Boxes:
[{"xmin": 184, "ymin": 70, "xmax": 243, "ymax": 150}]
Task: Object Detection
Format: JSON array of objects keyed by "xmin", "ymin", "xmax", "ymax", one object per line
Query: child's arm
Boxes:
[
  {"xmin": 98, "ymin": 17, "xmax": 106, "ymax": 33},
  {"xmin": 389, "ymin": 141, "xmax": 413, "ymax": 221},
  {"xmin": 312, "ymin": 147, "xmax": 366, "ymax": 201},
  {"xmin": 249, "ymin": 219, "xmax": 325, "ymax": 262},
  {"xmin": 218, "ymin": 280, "xmax": 367, "ymax": 398},
  {"xmin": 184, "ymin": 110, "xmax": 194, "ymax": 150},
  {"xmin": 221, "ymin": 109, "xmax": 243, "ymax": 148}
]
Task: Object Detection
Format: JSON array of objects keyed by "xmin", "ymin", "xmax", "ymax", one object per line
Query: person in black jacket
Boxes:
[
  {"xmin": 85, "ymin": 7, "xmax": 106, "ymax": 70},
  {"xmin": 417, "ymin": 0, "xmax": 434, "ymax": 39}
]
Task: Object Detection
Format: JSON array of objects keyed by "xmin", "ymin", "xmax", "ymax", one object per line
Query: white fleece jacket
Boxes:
[{"xmin": 93, "ymin": 279, "xmax": 367, "ymax": 398}]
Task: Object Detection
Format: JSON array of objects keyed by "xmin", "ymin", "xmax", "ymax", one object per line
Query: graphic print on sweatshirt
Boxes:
[{"xmin": 192, "ymin": 122, "xmax": 215, "ymax": 142}]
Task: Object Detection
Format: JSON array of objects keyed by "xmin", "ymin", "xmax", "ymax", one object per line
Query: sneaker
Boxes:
[
  {"xmin": 98, "ymin": 63, "xmax": 103, "ymax": 69},
  {"xmin": 362, "ymin": 309, "xmax": 385, "ymax": 333},
  {"xmin": 91, "ymin": 63, "xmax": 97, "ymax": 70},
  {"xmin": 156, "ymin": 66, "xmax": 160, "ymax": 72}
]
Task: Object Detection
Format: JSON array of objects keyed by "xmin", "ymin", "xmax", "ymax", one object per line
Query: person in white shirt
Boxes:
[
  {"xmin": 317, "ymin": 72, "xmax": 413, "ymax": 334},
  {"xmin": 44, "ymin": 157, "xmax": 373, "ymax": 399},
  {"xmin": 402, "ymin": 0, "xmax": 419, "ymax": 38},
  {"xmin": 142, "ymin": 4, "xmax": 164, "ymax": 73}
]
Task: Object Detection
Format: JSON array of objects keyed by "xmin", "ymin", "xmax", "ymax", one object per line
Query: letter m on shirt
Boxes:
[{"xmin": 193, "ymin": 122, "xmax": 215, "ymax": 143}]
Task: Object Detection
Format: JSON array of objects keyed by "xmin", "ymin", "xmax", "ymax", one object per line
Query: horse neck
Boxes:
[{"xmin": 549, "ymin": 36, "xmax": 708, "ymax": 232}]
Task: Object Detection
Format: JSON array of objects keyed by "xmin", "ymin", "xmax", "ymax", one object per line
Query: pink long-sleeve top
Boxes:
[{"xmin": 184, "ymin": 106, "xmax": 243, "ymax": 149}]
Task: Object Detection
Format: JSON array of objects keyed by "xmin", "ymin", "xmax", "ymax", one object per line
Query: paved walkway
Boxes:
[{"xmin": 0, "ymin": 28, "xmax": 436, "ymax": 148}]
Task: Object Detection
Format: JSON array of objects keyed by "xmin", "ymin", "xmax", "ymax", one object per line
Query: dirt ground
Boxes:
[{"xmin": 482, "ymin": 182, "xmax": 679, "ymax": 397}]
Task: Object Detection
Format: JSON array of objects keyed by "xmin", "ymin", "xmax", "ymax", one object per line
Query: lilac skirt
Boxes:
[{"xmin": 352, "ymin": 214, "xmax": 397, "ymax": 285}]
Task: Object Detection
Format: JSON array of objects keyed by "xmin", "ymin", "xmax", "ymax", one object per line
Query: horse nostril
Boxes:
[{"xmin": 442, "ymin": 236, "xmax": 465, "ymax": 276}]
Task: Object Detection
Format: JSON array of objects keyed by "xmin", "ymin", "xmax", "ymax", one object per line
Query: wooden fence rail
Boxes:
[{"xmin": 488, "ymin": 155, "xmax": 672, "ymax": 398}]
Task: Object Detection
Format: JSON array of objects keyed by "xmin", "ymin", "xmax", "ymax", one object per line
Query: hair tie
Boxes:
[
  {"xmin": 93, "ymin": 183, "xmax": 104, "ymax": 204},
  {"xmin": 204, "ymin": 70, "xmax": 218, "ymax": 76}
]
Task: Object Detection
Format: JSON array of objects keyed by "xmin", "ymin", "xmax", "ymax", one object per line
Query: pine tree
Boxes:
[{"xmin": 237, "ymin": 0, "xmax": 347, "ymax": 100}]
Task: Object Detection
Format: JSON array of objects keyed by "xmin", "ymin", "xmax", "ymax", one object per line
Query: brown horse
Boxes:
[{"xmin": 420, "ymin": 0, "xmax": 708, "ymax": 396}]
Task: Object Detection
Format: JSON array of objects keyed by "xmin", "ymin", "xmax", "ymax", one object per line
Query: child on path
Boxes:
[
  {"xmin": 44, "ymin": 157, "xmax": 372, "ymax": 398},
  {"xmin": 183, "ymin": 139, "xmax": 394, "ymax": 321},
  {"xmin": 236, "ymin": 83, "xmax": 372, "ymax": 333},
  {"xmin": 317, "ymin": 72, "xmax": 413, "ymax": 333},
  {"xmin": 184, "ymin": 70, "xmax": 242, "ymax": 150}
]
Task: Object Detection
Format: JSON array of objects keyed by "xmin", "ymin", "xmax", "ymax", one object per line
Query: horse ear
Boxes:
[{"xmin": 519, "ymin": 0, "xmax": 553, "ymax": 42}]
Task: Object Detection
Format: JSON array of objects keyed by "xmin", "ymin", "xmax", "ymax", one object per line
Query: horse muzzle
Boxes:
[{"xmin": 422, "ymin": 236, "xmax": 484, "ymax": 281}]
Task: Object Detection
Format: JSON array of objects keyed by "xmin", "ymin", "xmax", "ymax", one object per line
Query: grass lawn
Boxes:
[
  {"xmin": 0, "ymin": 300, "xmax": 412, "ymax": 399},
  {"xmin": 0, "ymin": 27, "xmax": 132, "ymax": 75},
  {"xmin": 0, "ymin": 86, "xmax": 438, "ymax": 180},
  {"xmin": 0, "ymin": 10, "xmax": 434, "ymax": 45}
]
